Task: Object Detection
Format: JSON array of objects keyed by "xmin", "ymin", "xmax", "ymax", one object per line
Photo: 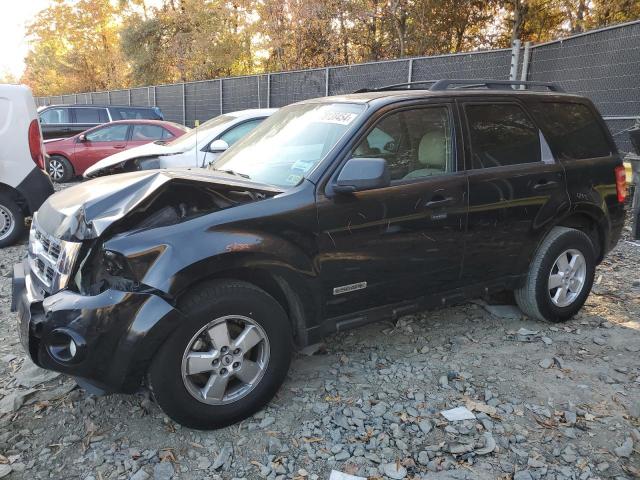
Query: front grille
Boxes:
[{"xmin": 28, "ymin": 214, "xmax": 82, "ymax": 294}]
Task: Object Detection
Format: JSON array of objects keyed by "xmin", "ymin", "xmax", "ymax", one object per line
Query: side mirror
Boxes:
[
  {"xmin": 78, "ymin": 134, "xmax": 86, "ymax": 142},
  {"xmin": 209, "ymin": 139, "xmax": 229, "ymax": 153},
  {"xmin": 334, "ymin": 158, "xmax": 390, "ymax": 194}
]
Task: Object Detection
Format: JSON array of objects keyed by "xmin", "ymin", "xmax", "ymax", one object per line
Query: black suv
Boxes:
[
  {"xmin": 38, "ymin": 104, "xmax": 164, "ymax": 139},
  {"xmin": 13, "ymin": 80, "xmax": 626, "ymax": 429}
]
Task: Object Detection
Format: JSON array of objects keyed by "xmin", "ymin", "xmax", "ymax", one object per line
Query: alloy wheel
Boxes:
[
  {"xmin": 548, "ymin": 248, "xmax": 587, "ymax": 307},
  {"xmin": 181, "ymin": 315, "xmax": 270, "ymax": 405},
  {"xmin": 48, "ymin": 159, "xmax": 65, "ymax": 180},
  {"xmin": 0, "ymin": 205, "xmax": 14, "ymax": 241}
]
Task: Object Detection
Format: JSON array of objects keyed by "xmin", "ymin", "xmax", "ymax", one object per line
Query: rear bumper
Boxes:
[
  {"xmin": 12, "ymin": 259, "xmax": 185, "ymax": 393},
  {"xmin": 15, "ymin": 167, "xmax": 54, "ymax": 215}
]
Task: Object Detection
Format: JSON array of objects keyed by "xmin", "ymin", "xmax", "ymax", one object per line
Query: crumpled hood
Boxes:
[
  {"xmin": 83, "ymin": 142, "xmax": 183, "ymax": 178},
  {"xmin": 37, "ymin": 169, "xmax": 282, "ymax": 241}
]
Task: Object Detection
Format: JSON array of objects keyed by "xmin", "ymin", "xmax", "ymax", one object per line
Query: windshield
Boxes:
[
  {"xmin": 211, "ymin": 103, "xmax": 366, "ymax": 188},
  {"xmin": 164, "ymin": 114, "xmax": 237, "ymax": 151}
]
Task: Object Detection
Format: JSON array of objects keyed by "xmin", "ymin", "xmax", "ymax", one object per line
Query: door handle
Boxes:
[
  {"xmin": 425, "ymin": 196, "xmax": 453, "ymax": 208},
  {"xmin": 113, "ymin": 144, "xmax": 126, "ymax": 149},
  {"xmin": 533, "ymin": 180, "xmax": 559, "ymax": 191}
]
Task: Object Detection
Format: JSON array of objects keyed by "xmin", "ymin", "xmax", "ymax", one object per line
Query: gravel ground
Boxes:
[{"xmin": 0, "ymin": 184, "xmax": 638, "ymax": 480}]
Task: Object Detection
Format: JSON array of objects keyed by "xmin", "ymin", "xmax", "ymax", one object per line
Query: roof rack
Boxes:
[{"xmin": 354, "ymin": 79, "xmax": 564, "ymax": 93}]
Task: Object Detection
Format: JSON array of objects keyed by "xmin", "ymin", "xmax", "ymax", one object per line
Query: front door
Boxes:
[
  {"xmin": 73, "ymin": 123, "xmax": 130, "ymax": 173},
  {"xmin": 316, "ymin": 102, "xmax": 468, "ymax": 319}
]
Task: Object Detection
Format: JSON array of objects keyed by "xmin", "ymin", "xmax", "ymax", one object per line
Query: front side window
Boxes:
[
  {"xmin": 352, "ymin": 106, "xmax": 453, "ymax": 181},
  {"xmin": 219, "ymin": 119, "xmax": 264, "ymax": 146},
  {"xmin": 212, "ymin": 103, "xmax": 366, "ymax": 188},
  {"xmin": 131, "ymin": 124, "xmax": 165, "ymax": 141},
  {"xmin": 85, "ymin": 124, "xmax": 129, "ymax": 142},
  {"xmin": 39, "ymin": 108, "xmax": 70, "ymax": 124},
  {"xmin": 466, "ymin": 103, "xmax": 541, "ymax": 169},
  {"xmin": 73, "ymin": 108, "xmax": 109, "ymax": 124},
  {"xmin": 528, "ymin": 102, "xmax": 612, "ymax": 159}
]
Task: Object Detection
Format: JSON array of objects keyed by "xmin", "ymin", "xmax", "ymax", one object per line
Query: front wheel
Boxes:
[
  {"xmin": 48, "ymin": 155, "xmax": 74, "ymax": 183},
  {"xmin": 515, "ymin": 226, "xmax": 596, "ymax": 323},
  {"xmin": 148, "ymin": 280, "xmax": 292, "ymax": 429}
]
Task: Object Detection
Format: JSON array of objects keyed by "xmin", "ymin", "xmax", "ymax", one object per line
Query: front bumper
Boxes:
[{"xmin": 12, "ymin": 259, "xmax": 185, "ymax": 393}]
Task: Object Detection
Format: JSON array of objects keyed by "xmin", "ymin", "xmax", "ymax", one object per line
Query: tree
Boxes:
[
  {"xmin": 22, "ymin": 0, "xmax": 128, "ymax": 96},
  {"xmin": 121, "ymin": 0, "xmax": 255, "ymax": 85}
]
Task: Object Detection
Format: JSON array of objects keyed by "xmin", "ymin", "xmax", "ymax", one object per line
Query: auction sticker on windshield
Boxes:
[{"xmin": 317, "ymin": 111, "xmax": 358, "ymax": 125}]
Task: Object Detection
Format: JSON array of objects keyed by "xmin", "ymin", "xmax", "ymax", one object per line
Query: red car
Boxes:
[{"xmin": 44, "ymin": 119, "xmax": 190, "ymax": 182}]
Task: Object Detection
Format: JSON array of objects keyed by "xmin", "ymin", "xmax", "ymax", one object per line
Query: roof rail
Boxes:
[
  {"xmin": 429, "ymin": 79, "xmax": 564, "ymax": 92},
  {"xmin": 353, "ymin": 79, "xmax": 564, "ymax": 93}
]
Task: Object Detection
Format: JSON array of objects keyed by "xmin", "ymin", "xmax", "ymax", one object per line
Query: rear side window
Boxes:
[
  {"xmin": 111, "ymin": 107, "xmax": 160, "ymax": 120},
  {"xmin": 73, "ymin": 108, "xmax": 109, "ymax": 124},
  {"xmin": 528, "ymin": 102, "xmax": 612, "ymax": 159},
  {"xmin": 466, "ymin": 103, "xmax": 540, "ymax": 169}
]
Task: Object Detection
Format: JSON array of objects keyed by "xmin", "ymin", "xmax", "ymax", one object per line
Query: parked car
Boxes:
[
  {"xmin": 38, "ymin": 104, "xmax": 164, "ymax": 140},
  {"xmin": 13, "ymin": 80, "xmax": 626, "ymax": 430},
  {"xmin": 0, "ymin": 84, "xmax": 54, "ymax": 247},
  {"xmin": 44, "ymin": 120, "xmax": 190, "ymax": 182},
  {"xmin": 83, "ymin": 109, "xmax": 276, "ymax": 178}
]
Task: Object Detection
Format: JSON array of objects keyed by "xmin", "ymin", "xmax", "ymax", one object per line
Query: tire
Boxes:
[
  {"xmin": 515, "ymin": 226, "xmax": 595, "ymax": 323},
  {"xmin": 0, "ymin": 192, "xmax": 25, "ymax": 248},
  {"xmin": 47, "ymin": 155, "xmax": 74, "ymax": 183},
  {"xmin": 148, "ymin": 280, "xmax": 292, "ymax": 429}
]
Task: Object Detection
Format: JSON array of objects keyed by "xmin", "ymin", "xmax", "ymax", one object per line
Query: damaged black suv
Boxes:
[{"xmin": 13, "ymin": 80, "xmax": 626, "ymax": 429}]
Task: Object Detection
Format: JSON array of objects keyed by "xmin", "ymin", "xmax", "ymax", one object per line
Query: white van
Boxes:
[{"xmin": 0, "ymin": 85, "xmax": 54, "ymax": 247}]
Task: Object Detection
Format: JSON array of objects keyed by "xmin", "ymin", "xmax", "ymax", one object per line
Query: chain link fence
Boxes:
[{"xmin": 37, "ymin": 20, "xmax": 640, "ymax": 152}]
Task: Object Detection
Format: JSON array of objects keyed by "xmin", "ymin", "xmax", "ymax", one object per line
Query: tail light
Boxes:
[
  {"xmin": 28, "ymin": 119, "xmax": 45, "ymax": 169},
  {"xmin": 614, "ymin": 165, "xmax": 627, "ymax": 203}
]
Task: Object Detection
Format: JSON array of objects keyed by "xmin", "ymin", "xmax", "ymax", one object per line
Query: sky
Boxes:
[{"xmin": 0, "ymin": 0, "xmax": 50, "ymax": 78}]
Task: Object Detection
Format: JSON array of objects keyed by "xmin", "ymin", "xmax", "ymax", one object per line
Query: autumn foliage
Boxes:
[{"xmin": 22, "ymin": 0, "xmax": 640, "ymax": 96}]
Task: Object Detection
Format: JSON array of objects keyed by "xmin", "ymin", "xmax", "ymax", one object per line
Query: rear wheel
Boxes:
[
  {"xmin": 148, "ymin": 280, "xmax": 292, "ymax": 429},
  {"xmin": 515, "ymin": 227, "xmax": 595, "ymax": 322},
  {"xmin": 0, "ymin": 193, "xmax": 24, "ymax": 248},
  {"xmin": 48, "ymin": 155, "xmax": 74, "ymax": 183}
]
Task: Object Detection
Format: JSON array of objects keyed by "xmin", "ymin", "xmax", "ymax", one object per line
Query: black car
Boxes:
[
  {"xmin": 38, "ymin": 104, "xmax": 164, "ymax": 139},
  {"xmin": 13, "ymin": 80, "xmax": 626, "ymax": 429}
]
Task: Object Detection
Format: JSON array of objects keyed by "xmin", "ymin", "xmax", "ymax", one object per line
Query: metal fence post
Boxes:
[
  {"xmin": 107, "ymin": 91, "xmax": 111, "ymax": 105},
  {"xmin": 509, "ymin": 39, "xmax": 521, "ymax": 81},
  {"xmin": 266, "ymin": 74, "xmax": 271, "ymax": 108},
  {"xmin": 407, "ymin": 58, "xmax": 414, "ymax": 83},
  {"xmin": 257, "ymin": 76, "xmax": 261, "ymax": 108},
  {"xmin": 89, "ymin": 92, "xmax": 93, "ymax": 104},
  {"xmin": 182, "ymin": 83, "xmax": 186, "ymax": 125},
  {"xmin": 325, "ymin": 68, "xmax": 330, "ymax": 96},
  {"xmin": 128, "ymin": 89, "xmax": 132, "ymax": 106},
  {"xmin": 153, "ymin": 86, "xmax": 157, "ymax": 106},
  {"xmin": 219, "ymin": 79, "xmax": 223, "ymax": 114},
  {"xmin": 519, "ymin": 41, "xmax": 532, "ymax": 88}
]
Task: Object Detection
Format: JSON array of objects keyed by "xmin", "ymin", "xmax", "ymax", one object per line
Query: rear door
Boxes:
[
  {"xmin": 459, "ymin": 98, "xmax": 570, "ymax": 286},
  {"xmin": 72, "ymin": 123, "xmax": 130, "ymax": 173},
  {"xmin": 316, "ymin": 101, "xmax": 468, "ymax": 318},
  {"xmin": 129, "ymin": 123, "xmax": 169, "ymax": 148}
]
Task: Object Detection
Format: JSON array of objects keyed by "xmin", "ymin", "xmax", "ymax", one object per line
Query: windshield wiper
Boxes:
[{"xmin": 213, "ymin": 168, "xmax": 251, "ymax": 179}]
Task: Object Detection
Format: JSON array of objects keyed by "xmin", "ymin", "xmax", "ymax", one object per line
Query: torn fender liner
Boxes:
[{"xmin": 37, "ymin": 169, "xmax": 282, "ymax": 241}]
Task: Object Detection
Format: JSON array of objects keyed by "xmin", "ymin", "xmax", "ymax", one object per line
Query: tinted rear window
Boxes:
[
  {"xmin": 466, "ymin": 103, "xmax": 541, "ymax": 169},
  {"xmin": 73, "ymin": 108, "xmax": 109, "ymax": 123},
  {"xmin": 111, "ymin": 107, "xmax": 161, "ymax": 120},
  {"xmin": 528, "ymin": 102, "xmax": 612, "ymax": 159}
]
